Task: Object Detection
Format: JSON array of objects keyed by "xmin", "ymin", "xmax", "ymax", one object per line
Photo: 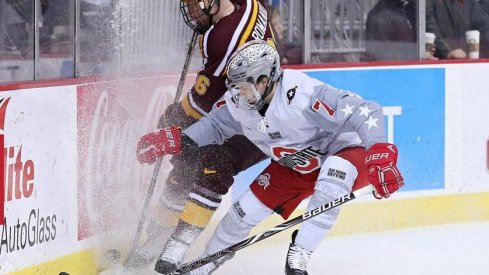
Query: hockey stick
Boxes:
[
  {"xmin": 163, "ymin": 184, "xmax": 374, "ymax": 274},
  {"xmin": 175, "ymin": 31, "xmax": 199, "ymax": 102},
  {"xmin": 123, "ymin": 31, "xmax": 199, "ymax": 268}
]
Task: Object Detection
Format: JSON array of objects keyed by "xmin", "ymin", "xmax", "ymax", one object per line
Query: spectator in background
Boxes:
[
  {"xmin": 478, "ymin": 0, "xmax": 489, "ymax": 14},
  {"xmin": 1, "ymin": 0, "xmax": 51, "ymax": 58},
  {"xmin": 366, "ymin": 0, "xmax": 437, "ymax": 61},
  {"xmin": 427, "ymin": 0, "xmax": 489, "ymax": 59},
  {"xmin": 264, "ymin": 4, "xmax": 303, "ymax": 65},
  {"xmin": 79, "ymin": 0, "xmax": 114, "ymax": 63}
]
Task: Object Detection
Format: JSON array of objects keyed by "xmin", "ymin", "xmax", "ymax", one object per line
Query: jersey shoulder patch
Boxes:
[
  {"xmin": 311, "ymin": 99, "xmax": 335, "ymax": 117},
  {"xmin": 215, "ymin": 99, "xmax": 227, "ymax": 109}
]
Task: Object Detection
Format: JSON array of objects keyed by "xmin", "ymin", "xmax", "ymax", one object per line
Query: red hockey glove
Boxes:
[
  {"xmin": 366, "ymin": 143, "xmax": 404, "ymax": 199},
  {"xmin": 136, "ymin": 126, "xmax": 182, "ymax": 164}
]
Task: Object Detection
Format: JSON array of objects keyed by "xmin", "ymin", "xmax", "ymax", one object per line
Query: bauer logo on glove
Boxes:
[
  {"xmin": 136, "ymin": 126, "xmax": 182, "ymax": 164},
  {"xmin": 365, "ymin": 143, "xmax": 404, "ymax": 199}
]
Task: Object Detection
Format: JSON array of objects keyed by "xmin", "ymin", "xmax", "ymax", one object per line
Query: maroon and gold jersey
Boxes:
[{"xmin": 180, "ymin": 0, "xmax": 276, "ymax": 121}]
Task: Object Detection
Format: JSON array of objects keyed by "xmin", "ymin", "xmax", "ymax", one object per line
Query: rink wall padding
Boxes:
[
  {"xmin": 248, "ymin": 191, "xmax": 489, "ymax": 241},
  {"xmin": 1, "ymin": 62, "xmax": 489, "ymax": 273},
  {"xmin": 336, "ymin": 191, "xmax": 489, "ymax": 233},
  {"xmin": 8, "ymin": 249, "xmax": 96, "ymax": 275}
]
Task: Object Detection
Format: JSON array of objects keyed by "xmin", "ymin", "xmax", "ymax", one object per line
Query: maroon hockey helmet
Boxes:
[{"xmin": 180, "ymin": 0, "xmax": 220, "ymax": 34}]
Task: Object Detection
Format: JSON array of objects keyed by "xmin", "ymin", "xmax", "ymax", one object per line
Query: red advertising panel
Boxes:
[{"xmin": 77, "ymin": 76, "xmax": 191, "ymax": 241}]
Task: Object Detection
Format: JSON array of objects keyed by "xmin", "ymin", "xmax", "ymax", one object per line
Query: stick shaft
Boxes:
[
  {"xmin": 175, "ymin": 31, "xmax": 198, "ymax": 102},
  {"xmin": 124, "ymin": 31, "xmax": 198, "ymax": 267},
  {"xmin": 171, "ymin": 185, "xmax": 374, "ymax": 274}
]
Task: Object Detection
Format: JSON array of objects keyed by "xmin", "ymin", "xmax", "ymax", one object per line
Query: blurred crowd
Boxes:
[
  {"xmin": 1, "ymin": 0, "xmax": 489, "ymax": 82},
  {"xmin": 366, "ymin": 0, "xmax": 489, "ymax": 61},
  {"xmin": 0, "ymin": 0, "xmax": 115, "ymax": 81},
  {"xmin": 264, "ymin": 3, "xmax": 303, "ymax": 65},
  {"xmin": 0, "ymin": 0, "xmax": 113, "ymax": 59}
]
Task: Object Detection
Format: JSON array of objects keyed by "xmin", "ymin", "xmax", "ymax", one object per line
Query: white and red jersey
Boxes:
[{"xmin": 183, "ymin": 69, "xmax": 386, "ymax": 174}]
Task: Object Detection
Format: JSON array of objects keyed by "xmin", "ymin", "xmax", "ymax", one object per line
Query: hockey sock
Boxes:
[{"xmin": 295, "ymin": 190, "xmax": 341, "ymax": 252}]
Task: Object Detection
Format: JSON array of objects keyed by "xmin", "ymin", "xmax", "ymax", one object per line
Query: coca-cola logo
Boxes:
[{"xmin": 78, "ymin": 84, "xmax": 176, "ymax": 239}]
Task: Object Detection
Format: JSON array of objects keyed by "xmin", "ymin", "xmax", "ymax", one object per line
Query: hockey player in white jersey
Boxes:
[{"xmin": 136, "ymin": 40, "xmax": 404, "ymax": 274}]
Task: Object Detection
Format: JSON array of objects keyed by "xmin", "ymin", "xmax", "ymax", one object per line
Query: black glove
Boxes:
[{"xmin": 157, "ymin": 102, "xmax": 198, "ymax": 129}]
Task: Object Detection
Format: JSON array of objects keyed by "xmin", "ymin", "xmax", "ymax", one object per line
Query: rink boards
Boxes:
[{"xmin": 0, "ymin": 62, "xmax": 489, "ymax": 274}]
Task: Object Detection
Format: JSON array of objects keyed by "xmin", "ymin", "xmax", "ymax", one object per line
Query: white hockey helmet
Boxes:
[{"xmin": 225, "ymin": 40, "xmax": 282, "ymax": 110}]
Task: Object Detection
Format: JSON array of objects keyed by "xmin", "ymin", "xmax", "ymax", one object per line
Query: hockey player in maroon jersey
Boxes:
[
  {"xmin": 128, "ymin": 0, "xmax": 277, "ymax": 273},
  {"xmin": 137, "ymin": 41, "xmax": 404, "ymax": 274}
]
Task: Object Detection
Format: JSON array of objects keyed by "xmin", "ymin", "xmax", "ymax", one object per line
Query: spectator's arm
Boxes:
[
  {"xmin": 470, "ymin": 0, "xmax": 489, "ymax": 57},
  {"xmin": 426, "ymin": 0, "xmax": 451, "ymax": 58}
]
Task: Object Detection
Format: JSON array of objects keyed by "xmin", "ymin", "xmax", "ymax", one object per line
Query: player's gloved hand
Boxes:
[
  {"xmin": 157, "ymin": 102, "xmax": 179, "ymax": 128},
  {"xmin": 366, "ymin": 143, "xmax": 404, "ymax": 199},
  {"xmin": 137, "ymin": 126, "xmax": 182, "ymax": 164},
  {"xmin": 157, "ymin": 101, "xmax": 199, "ymax": 129}
]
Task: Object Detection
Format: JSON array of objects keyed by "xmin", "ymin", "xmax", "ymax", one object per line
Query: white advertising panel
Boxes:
[
  {"xmin": 445, "ymin": 64, "xmax": 489, "ymax": 192},
  {"xmin": 0, "ymin": 86, "xmax": 78, "ymax": 273}
]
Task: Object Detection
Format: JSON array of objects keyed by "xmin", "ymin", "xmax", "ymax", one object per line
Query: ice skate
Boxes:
[
  {"xmin": 285, "ymin": 230, "xmax": 312, "ymax": 275},
  {"xmin": 154, "ymin": 236, "xmax": 190, "ymax": 274},
  {"xmin": 124, "ymin": 221, "xmax": 175, "ymax": 270},
  {"xmin": 188, "ymin": 252, "xmax": 235, "ymax": 275}
]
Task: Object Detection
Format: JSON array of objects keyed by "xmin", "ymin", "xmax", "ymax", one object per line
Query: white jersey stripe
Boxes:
[
  {"xmin": 203, "ymin": 24, "xmax": 213, "ymax": 61},
  {"xmin": 213, "ymin": 0, "xmax": 253, "ymax": 76},
  {"xmin": 189, "ymin": 192, "xmax": 221, "ymax": 208}
]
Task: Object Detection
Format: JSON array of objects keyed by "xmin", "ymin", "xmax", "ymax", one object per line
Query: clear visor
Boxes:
[{"xmin": 229, "ymin": 82, "xmax": 264, "ymax": 110}]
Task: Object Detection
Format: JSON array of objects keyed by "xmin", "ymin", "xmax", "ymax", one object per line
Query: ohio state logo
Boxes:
[
  {"xmin": 257, "ymin": 173, "xmax": 271, "ymax": 189},
  {"xmin": 272, "ymin": 145, "xmax": 326, "ymax": 174}
]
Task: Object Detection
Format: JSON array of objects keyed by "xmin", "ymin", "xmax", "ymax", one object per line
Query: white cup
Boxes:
[
  {"xmin": 425, "ymin": 32, "xmax": 436, "ymax": 55},
  {"xmin": 465, "ymin": 30, "xmax": 480, "ymax": 59}
]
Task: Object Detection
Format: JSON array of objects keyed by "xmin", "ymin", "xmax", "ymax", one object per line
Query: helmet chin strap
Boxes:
[
  {"xmin": 257, "ymin": 68, "xmax": 278, "ymax": 110},
  {"xmin": 203, "ymin": 0, "xmax": 220, "ymax": 27}
]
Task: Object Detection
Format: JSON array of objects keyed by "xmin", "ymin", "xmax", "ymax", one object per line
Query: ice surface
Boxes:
[
  {"xmin": 102, "ymin": 221, "xmax": 489, "ymax": 275},
  {"xmin": 215, "ymin": 221, "xmax": 489, "ymax": 275}
]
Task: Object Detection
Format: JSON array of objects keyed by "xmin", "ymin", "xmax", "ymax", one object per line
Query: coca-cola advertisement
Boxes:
[{"xmin": 76, "ymin": 76, "xmax": 192, "ymax": 251}]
